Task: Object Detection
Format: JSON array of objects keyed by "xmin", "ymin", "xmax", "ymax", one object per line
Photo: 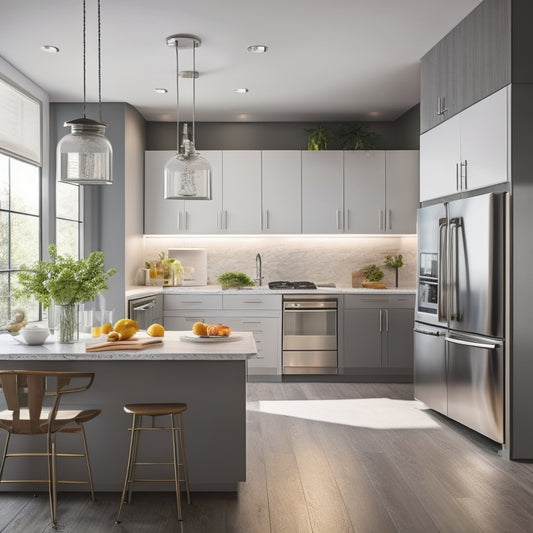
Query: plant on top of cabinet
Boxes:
[
  {"xmin": 335, "ymin": 123, "xmax": 379, "ymax": 150},
  {"xmin": 305, "ymin": 125, "xmax": 329, "ymax": 150}
]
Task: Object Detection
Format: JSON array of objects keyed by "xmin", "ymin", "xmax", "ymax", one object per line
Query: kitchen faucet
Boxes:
[{"xmin": 255, "ymin": 253, "xmax": 263, "ymax": 286}]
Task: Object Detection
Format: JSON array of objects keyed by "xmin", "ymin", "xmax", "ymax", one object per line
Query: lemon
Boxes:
[
  {"xmin": 147, "ymin": 323, "xmax": 165, "ymax": 337},
  {"xmin": 113, "ymin": 318, "xmax": 139, "ymax": 340},
  {"xmin": 101, "ymin": 322, "xmax": 113, "ymax": 335},
  {"xmin": 192, "ymin": 322, "xmax": 207, "ymax": 336}
]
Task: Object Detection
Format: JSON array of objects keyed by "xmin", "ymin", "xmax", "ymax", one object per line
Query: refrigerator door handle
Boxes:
[
  {"xmin": 414, "ymin": 327, "xmax": 442, "ymax": 336},
  {"xmin": 438, "ymin": 218, "xmax": 448, "ymax": 321},
  {"xmin": 449, "ymin": 217, "xmax": 462, "ymax": 321},
  {"xmin": 445, "ymin": 336, "xmax": 500, "ymax": 350}
]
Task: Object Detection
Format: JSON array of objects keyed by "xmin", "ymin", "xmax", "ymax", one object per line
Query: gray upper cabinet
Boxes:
[
  {"xmin": 144, "ymin": 150, "xmax": 222, "ymax": 234},
  {"xmin": 344, "ymin": 150, "xmax": 419, "ymax": 234},
  {"xmin": 302, "ymin": 151, "xmax": 344, "ymax": 233},
  {"xmin": 262, "ymin": 151, "xmax": 301, "ymax": 234},
  {"xmin": 420, "ymin": 0, "xmax": 511, "ymax": 134}
]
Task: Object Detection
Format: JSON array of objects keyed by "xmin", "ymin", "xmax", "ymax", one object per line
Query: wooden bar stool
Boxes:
[
  {"xmin": 115, "ymin": 403, "xmax": 191, "ymax": 523},
  {"xmin": 0, "ymin": 370, "xmax": 100, "ymax": 527}
]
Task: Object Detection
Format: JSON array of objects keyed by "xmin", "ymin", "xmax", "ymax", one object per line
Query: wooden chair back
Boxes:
[{"xmin": 0, "ymin": 370, "xmax": 95, "ymax": 435}]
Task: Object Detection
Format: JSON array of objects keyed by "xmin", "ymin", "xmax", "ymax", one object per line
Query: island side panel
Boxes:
[{"xmin": 0, "ymin": 359, "xmax": 246, "ymax": 492}]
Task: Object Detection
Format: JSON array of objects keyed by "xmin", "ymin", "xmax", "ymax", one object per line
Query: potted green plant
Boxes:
[
  {"xmin": 17, "ymin": 245, "xmax": 117, "ymax": 343},
  {"xmin": 305, "ymin": 125, "xmax": 330, "ymax": 150},
  {"xmin": 335, "ymin": 123, "xmax": 380, "ymax": 150},
  {"xmin": 360, "ymin": 264, "xmax": 386, "ymax": 289},
  {"xmin": 384, "ymin": 254, "xmax": 403, "ymax": 288}
]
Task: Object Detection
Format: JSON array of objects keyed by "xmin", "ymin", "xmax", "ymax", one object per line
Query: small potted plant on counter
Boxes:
[
  {"xmin": 360, "ymin": 264, "xmax": 386, "ymax": 289},
  {"xmin": 217, "ymin": 272, "xmax": 255, "ymax": 290},
  {"xmin": 384, "ymin": 254, "xmax": 404, "ymax": 288},
  {"xmin": 17, "ymin": 245, "xmax": 116, "ymax": 343}
]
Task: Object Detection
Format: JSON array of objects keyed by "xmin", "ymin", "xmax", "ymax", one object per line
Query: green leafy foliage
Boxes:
[
  {"xmin": 360, "ymin": 264, "xmax": 385, "ymax": 282},
  {"xmin": 305, "ymin": 125, "xmax": 330, "ymax": 151},
  {"xmin": 217, "ymin": 272, "xmax": 255, "ymax": 288},
  {"xmin": 384, "ymin": 254, "xmax": 404, "ymax": 268},
  {"xmin": 336, "ymin": 123, "xmax": 379, "ymax": 150},
  {"xmin": 16, "ymin": 245, "xmax": 117, "ymax": 307}
]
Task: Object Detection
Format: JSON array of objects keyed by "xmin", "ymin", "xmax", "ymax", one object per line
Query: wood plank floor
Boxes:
[{"xmin": 1, "ymin": 382, "xmax": 533, "ymax": 532}]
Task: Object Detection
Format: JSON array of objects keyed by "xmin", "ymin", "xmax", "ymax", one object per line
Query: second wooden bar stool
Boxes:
[{"xmin": 115, "ymin": 402, "xmax": 191, "ymax": 523}]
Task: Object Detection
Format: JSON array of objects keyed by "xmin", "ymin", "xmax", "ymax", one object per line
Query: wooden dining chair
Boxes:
[{"xmin": 0, "ymin": 370, "xmax": 101, "ymax": 526}]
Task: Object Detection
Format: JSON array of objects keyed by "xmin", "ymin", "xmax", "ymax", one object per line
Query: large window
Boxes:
[
  {"xmin": 0, "ymin": 153, "xmax": 41, "ymax": 324},
  {"xmin": 56, "ymin": 182, "xmax": 82, "ymax": 259}
]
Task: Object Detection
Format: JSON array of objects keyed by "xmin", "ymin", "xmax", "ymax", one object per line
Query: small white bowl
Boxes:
[{"xmin": 20, "ymin": 326, "xmax": 49, "ymax": 345}]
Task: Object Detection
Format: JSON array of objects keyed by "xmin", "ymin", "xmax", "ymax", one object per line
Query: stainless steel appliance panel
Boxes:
[
  {"xmin": 447, "ymin": 193, "xmax": 505, "ymax": 338},
  {"xmin": 128, "ymin": 294, "xmax": 163, "ymax": 330},
  {"xmin": 446, "ymin": 333, "xmax": 504, "ymax": 443},
  {"xmin": 283, "ymin": 351, "xmax": 338, "ymax": 375},
  {"xmin": 413, "ymin": 324, "xmax": 447, "ymax": 415},
  {"xmin": 415, "ymin": 202, "xmax": 447, "ymax": 326}
]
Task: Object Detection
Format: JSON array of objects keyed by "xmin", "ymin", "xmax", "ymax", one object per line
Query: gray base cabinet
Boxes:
[
  {"xmin": 163, "ymin": 293, "xmax": 282, "ymax": 378},
  {"xmin": 342, "ymin": 294, "xmax": 414, "ymax": 377}
]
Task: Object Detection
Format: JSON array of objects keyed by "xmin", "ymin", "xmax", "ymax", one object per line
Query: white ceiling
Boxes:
[{"xmin": 0, "ymin": 0, "xmax": 481, "ymax": 123}]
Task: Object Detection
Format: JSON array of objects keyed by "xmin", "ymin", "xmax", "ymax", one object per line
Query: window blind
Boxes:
[{"xmin": 0, "ymin": 77, "xmax": 41, "ymax": 166}]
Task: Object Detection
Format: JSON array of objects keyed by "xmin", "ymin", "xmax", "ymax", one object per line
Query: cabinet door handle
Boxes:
[
  {"xmin": 243, "ymin": 321, "xmax": 261, "ymax": 324},
  {"xmin": 264, "ymin": 209, "xmax": 270, "ymax": 230},
  {"xmin": 177, "ymin": 211, "xmax": 181, "ymax": 230},
  {"xmin": 184, "ymin": 317, "xmax": 204, "ymax": 322},
  {"xmin": 462, "ymin": 160, "xmax": 468, "ymax": 190},
  {"xmin": 441, "ymin": 96, "xmax": 448, "ymax": 114},
  {"xmin": 243, "ymin": 300, "xmax": 263, "ymax": 304},
  {"xmin": 456, "ymin": 163, "xmax": 460, "ymax": 191},
  {"xmin": 388, "ymin": 209, "xmax": 392, "ymax": 230},
  {"xmin": 184, "ymin": 210, "xmax": 188, "ymax": 231},
  {"xmin": 437, "ymin": 97, "xmax": 442, "ymax": 116},
  {"xmin": 181, "ymin": 300, "xmax": 202, "ymax": 304},
  {"xmin": 379, "ymin": 309, "xmax": 383, "ymax": 332},
  {"xmin": 224, "ymin": 210, "xmax": 228, "ymax": 230},
  {"xmin": 385, "ymin": 309, "xmax": 389, "ymax": 332}
]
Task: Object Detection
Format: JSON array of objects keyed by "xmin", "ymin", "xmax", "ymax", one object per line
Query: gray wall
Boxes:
[{"xmin": 146, "ymin": 105, "xmax": 420, "ymax": 151}]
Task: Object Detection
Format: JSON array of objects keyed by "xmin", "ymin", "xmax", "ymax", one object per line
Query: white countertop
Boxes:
[
  {"xmin": 126, "ymin": 285, "xmax": 416, "ymax": 298},
  {"xmin": 0, "ymin": 331, "xmax": 257, "ymax": 361}
]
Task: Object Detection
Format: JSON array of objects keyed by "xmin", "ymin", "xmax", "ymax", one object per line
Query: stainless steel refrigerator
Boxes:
[{"xmin": 414, "ymin": 192, "xmax": 505, "ymax": 443}]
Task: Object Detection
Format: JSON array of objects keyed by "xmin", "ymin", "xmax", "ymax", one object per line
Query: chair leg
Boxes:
[
  {"xmin": 115, "ymin": 413, "xmax": 137, "ymax": 524},
  {"xmin": 0, "ymin": 432, "xmax": 11, "ymax": 480},
  {"xmin": 47, "ymin": 432, "xmax": 58, "ymax": 526},
  {"xmin": 127, "ymin": 415, "xmax": 143, "ymax": 504},
  {"xmin": 79, "ymin": 424, "xmax": 96, "ymax": 501},
  {"xmin": 170, "ymin": 414, "xmax": 182, "ymax": 521},
  {"xmin": 178, "ymin": 413, "xmax": 191, "ymax": 504}
]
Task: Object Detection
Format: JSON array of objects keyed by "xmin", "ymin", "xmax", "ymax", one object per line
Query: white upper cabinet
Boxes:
[
  {"xmin": 344, "ymin": 151, "xmax": 386, "ymax": 233},
  {"xmin": 144, "ymin": 150, "xmax": 222, "ymax": 234},
  {"xmin": 221, "ymin": 151, "xmax": 262, "ymax": 233},
  {"xmin": 261, "ymin": 151, "xmax": 301, "ymax": 234},
  {"xmin": 302, "ymin": 151, "xmax": 344, "ymax": 233},
  {"xmin": 420, "ymin": 85, "xmax": 509, "ymax": 202}
]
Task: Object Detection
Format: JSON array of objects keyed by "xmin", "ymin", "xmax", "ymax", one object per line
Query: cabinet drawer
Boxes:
[
  {"xmin": 222, "ymin": 294, "xmax": 281, "ymax": 310},
  {"xmin": 344, "ymin": 294, "xmax": 415, "ymax": 309},
  {"xmin": 163, "ymin": 294, "xmax": 222, "ymax": 311}
]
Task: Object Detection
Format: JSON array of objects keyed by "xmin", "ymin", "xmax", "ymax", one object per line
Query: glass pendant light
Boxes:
[
  {"xmin": 164, "ymin": 34, "xmax": 212, "ymax": 200},
  {"xmin": 57, "ymin": 0, "xmax": 112, "ymax": 184}
]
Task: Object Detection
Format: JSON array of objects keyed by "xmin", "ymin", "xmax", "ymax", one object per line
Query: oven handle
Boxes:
[{"xmin": 132, "ymin": 301, "xmax": 155, "ymax": 312}]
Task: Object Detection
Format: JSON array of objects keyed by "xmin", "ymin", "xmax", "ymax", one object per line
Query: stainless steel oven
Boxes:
[
  {"xmin": 282, "ymin": 295, "xmax": 338, "ymax": 374},
  {"xmin": 128, "ymin": 294, "xmax": 163, "ymax": 330}
]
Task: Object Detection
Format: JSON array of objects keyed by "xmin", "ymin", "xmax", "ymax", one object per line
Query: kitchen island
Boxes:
[{"xmin": 0, "ymin": 331, "xmax": 257, "ymax": 492}]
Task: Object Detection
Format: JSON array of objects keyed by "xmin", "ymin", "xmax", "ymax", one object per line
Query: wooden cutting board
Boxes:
[{"xmin": 86, "ymin": 337, "xmax": 163, "ymax": 352}]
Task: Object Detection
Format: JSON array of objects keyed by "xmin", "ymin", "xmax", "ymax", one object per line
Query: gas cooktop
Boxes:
[{"xmin": 268, "ymin": 281, "xmax": 317, "ymax": 290}]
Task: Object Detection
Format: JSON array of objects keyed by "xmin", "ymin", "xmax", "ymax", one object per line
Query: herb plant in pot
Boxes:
[
  {"xmin": 17, "ymin": 245, "xmax": 117, "ymax": 343},
  {"xmin": 217, "ymin": 272, "xmax": 255, "ymax": 290},
  {"xmin": 360, "ymin": 264, "xmax": 386, "ymax": 289}
]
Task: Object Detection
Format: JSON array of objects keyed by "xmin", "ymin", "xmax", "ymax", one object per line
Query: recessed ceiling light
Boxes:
[
  {"xmin": 154, "ymin": 88, "xmax": 168, "ymax": 94},
  {"xmin": 235, "ymin": 88, "xmax": 249, "ymax": 93},
  {"xmin": 40, "ymin": 45, "xmax": 59, "ymax": 53},
  {"xmin": 247, "ymin": 45, "xmax": 268, "ymax": 53}
]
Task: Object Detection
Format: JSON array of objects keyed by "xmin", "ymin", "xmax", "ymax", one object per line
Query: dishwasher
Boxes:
[
  {"xmin": 128, "ymin": 294, "xmax": 163, "ymax": 330},
  {"xmin": 282, "ymin": 295, "xmax": 338, "ymax": 374}
]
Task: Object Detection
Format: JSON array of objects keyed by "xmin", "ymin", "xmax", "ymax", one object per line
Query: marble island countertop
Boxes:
[
  {"xmin": 126, "ymin": 285, "xmax": 416, "ymax": 299},
  {"xmin": 0, "ymin": 330, "xmax": 258, "ymax": 361}
]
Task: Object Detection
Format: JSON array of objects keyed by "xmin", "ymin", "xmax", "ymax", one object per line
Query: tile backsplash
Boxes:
[{"xmin": 143, "ymin": 235, "xmax": 417, "ymax": 289}]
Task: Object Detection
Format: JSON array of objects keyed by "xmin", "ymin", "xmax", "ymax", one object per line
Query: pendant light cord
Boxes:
[
  {"xmin": 192, "ymin": 41, "xmax": 196, "ymax": 148},
  {"xmin": 82, "ymin": 0, "xmax": 87, "ymax": 118},
  {"xmin": 97, "ymin": 0, "xmax": 102, "ymax": 123},
  {"xmin": 175, "ymin": 41, "xmax": 180, "ymax": 153}
]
